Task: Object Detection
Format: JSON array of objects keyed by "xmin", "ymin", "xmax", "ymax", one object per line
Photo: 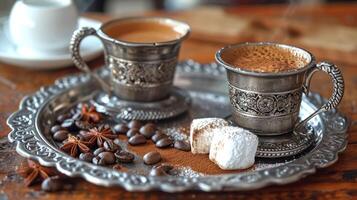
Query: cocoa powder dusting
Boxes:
[{"xmin": 123, "ymin": 135, "xmax": 251, "ymax": 175}]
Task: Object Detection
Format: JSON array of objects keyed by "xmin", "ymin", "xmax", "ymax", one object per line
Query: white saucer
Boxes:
[{"xmin": 0, "ymin": 17, "xmax": 103, "ymax": 69}]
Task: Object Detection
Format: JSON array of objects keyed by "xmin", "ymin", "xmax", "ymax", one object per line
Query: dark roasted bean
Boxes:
[
  {"xmin": 78, "ymin": 130, "xmax": 88, "ymax": 136},
  {"xmin": 92, "ymin": 156, "xmax": 106, "ymax": 165},
  {"xmin": 113, "ymin": 138, "xmax": 121, "ymax": 146},
  {"xmin": 128, "ymin": 120, "xmax": 142, "ymax": 129},
  {"xmin": 56, "ymin": 114, "xmax": 70, "ymax": 124},
  {"xmin": 61, "ymin": 119, "xmax": 78, "ymax": 132},
  {"xmin": 113, "ymin": 123, "xmax": 129, "ymax": 134},
  {"xmin": 79, "ymin": 152, "xmax": 94, "ymax": 162},
  {"xmin": 156, "ymin": 138, "xmax": 173, "ymax": 148},
  {"xmin": 151, "ymin": 131, "xmax": 168, "ymax": 143},
  {"xmin": 50, "ymin": 125, "xmax": 62, "ymax": 134},
  {"xmin": 112, "ymin": 164, "xmax": 122, "ymax": 170},
  {"xmin": 128, "ymin": 134, "xmax": 146, "ymax": 146},
  {"xmin": 98, "ymin": 152, "xmax": 115, "ymax": 165},
  {"xmin": 139, "ymin": 125, "xmax": 155, "ymax": 139},
  {"xmin": 70, "ymin": 109, "xmax": 80, "ymax": 117},
  {"xmin": 102, "ymin": 124, "xmax": 111, "ymax": 129},
  {"xmin": 114, "ymin": 150, "xmax": 135, "ymax": 163},
  {"xmin": 93, "ymin": 147, "xmax": 105, "ymax": 156},
  {"xmin": 77, "ymin": 130, "xmax": 89, "ymax": 141},
  {"xmin": 41, "ymin": 176, "xmax": 63, "ymax": 192},
  {"xmin": 126, "ymin": 128, "xmax": 139, "ymax": 138},
  {"xmin": 75, "ymin": 120, "xmax": 94, "ymax": 130},
  {"xmin": 149, "ymin": 167, "xmax": 168, "ymax": 176},
  {"xmin": 174, "ymin": 140, "xmax": 191, "ymax": 151},
  {"xmin": 77, "ymin": 134, "xmax": 87, "ymax": 141},
  {"xmin": 53, "ymin": 130, "xmax": 68, "ymax": 142},
  {"xmin": 103, "ymin": 140, "xmax": 121, "ymax": 152},
  {"xmin": 79, "ymin": 130, "xmax": 87, "ymax": 134},
  {"xmin": 143, "ymin": 151, "xmax": 161, "ymax": 165},
  {"xmin": 145, "ymin": 122, "xmax": 157, "ymax": 130},
  {"xmin": 71, "ymin": 112, "xmax": 82, "ymax": 120},
  {"xmin": 153, "ymin": 163, "xmax": 173, "ymax": 173}
]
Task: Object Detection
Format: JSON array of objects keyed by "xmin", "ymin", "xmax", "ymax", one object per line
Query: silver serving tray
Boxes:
[{"xmin": 7, "ymin": 60, "xmax": 348, "ymax": 192}]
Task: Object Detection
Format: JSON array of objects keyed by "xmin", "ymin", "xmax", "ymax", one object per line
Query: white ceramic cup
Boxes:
[{"xmin": 9, "ymin": 0, "xmax": 78, "ymax": 53}]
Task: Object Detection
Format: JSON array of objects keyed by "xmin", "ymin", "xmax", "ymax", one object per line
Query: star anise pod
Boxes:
[
  {"xmin": 82, "ymin": 126, "xmax": 116, "ymax": 147},
  {"xmin": 17, "ymin": 159, "xmax": 58, "ymax": 186},
  {"xmin": 60, "ymin": 135, "xmax": 91, "ymax": 157},
  {"xmin": 79, "ymin": 104, "xmax": 101, "ymax": 123}
]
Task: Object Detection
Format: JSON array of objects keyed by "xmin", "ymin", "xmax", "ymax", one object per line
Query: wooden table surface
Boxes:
[{"xmin": 1, "ymin": 3, "xmax": 357, "ymax": 200}]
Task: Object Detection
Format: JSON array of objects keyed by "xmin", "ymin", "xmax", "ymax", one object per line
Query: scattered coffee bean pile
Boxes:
[{"xmin": 50, "ymin": 103, "xmax": 191, "ymax": 176}]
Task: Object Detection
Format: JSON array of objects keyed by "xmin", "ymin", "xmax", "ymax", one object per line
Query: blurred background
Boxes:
[{"xmin": 1, "ymin": 0, "xmax": 357, "ymax": 17}]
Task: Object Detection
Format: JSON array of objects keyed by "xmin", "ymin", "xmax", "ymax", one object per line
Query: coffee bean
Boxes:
[
  {"xmin": 77, "ymin": 131, "xmax": 89, "ymax": 141},
  {"xmin": 153, "ymin": 163, "xmax": 173, "ymax": 173},
  {"xmin": 77, "ymin": 134, "xmax": 87, "ymax": 141},
  {"xmin": 53, "ymin": 130, "xmax": 68, "ymax": 142},
  {"xmin": 98, "ymin": 152, "xmax": 115, "ymax": 165},
  {"xmin": 145, "ymin": 122, "xmax": 157, "ymax": 130},
  {"xmin": 128, "ymin": 134, "xmax": 146, "ymax": 146},
  {"xmin": 41, "ymin": 176, "xmax": 63, "ymax": 192},
  {"xmin": 156, "ymin": 138, "xmax": 173, "ymax": 148},
  {"xmin": 75, "ymin": 120, "xmax": 94, "ymax": 130},
  {"xmin": 128, "ymin": 120, "xmax": 142, "ymax": 129},
  {"xmin": 70, "ymin": 108, "xmax": 80, "ymax": 117},
  {"xmin": 61, "ymin": 119, "xmax": 78, "ymax": 132},
  {"xmin": 114, "ymin": 150, "xmax": 135, "ymax": 163},
  {"xmin": 56, "ymin": 114, "xmax": 70, "ymax": 124},
  {"xmin": 103, "ymin": 140, "xmax": 121, "ymax": 152},
  {"xmin": 79, "ymin": 152, "xmax": 94, "ymax": 162},
  {"xmin": 149, "ymin": 167, "xmax": 168, "ymax": 176},
  {"xmin": 143, "ymin": 151, "xmax": 161, "ymax": 165},
  {"xmin": 78, "ymin": 130, "xmax": 88, "ymax": 136},
  {"xmin": 113, "ymin": 164, "xmax": 122, "ymax": 170},
  {"xmin": 151, "ymin": 131, "xmax": 168, "ymax": 143},
  {"xmin": 113, "ymin": 138, "xmax": 122, "ymax": 146},
  {"xmin": 113, "ymin": 123, "xmax": 129, "ymax": 134},
  {"xmin": 71, "ymin": 112, "xmax": 82, "ymax": 120},
  {"xmin": 126, "ymin": 128, "xmax": 139, "ymax": 138},
  {"xmin": 102, "ymin": 124, "xmax": 111, "ymax": 129},
  {"xmin": 174, "ymin": 141, "xmax": 191, "ymax": 151},
  {"xmin": 139, "ymin": 125, "xmax": 155, "ymax": 139},
  {"xmin": 78, "ymin": 130, "xmax": 93, "ymax": 141},
  {"xmin": 50, "ymin": 125, "xmax": 62, "ymax": 134},
  {"xmin": 92, "ymin": 156, "xmax": 106, "ymax": 165},
  {"xmin": 93, "ymin": 147, "xmax": 105, "ymax": 156}
]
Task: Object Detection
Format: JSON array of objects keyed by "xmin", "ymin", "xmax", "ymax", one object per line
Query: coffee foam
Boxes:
[
  {"xmin": 221, "ymin": 45, "xmax": 310, "ymax": 73},
  {"xmin": 102, "ymin": 20, "xmax": 182, "ymax": 43}
]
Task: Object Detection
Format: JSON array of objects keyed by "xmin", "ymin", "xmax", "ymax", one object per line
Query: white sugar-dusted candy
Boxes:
[
  {"xmin": 209, "ymin": 126, "xmax": 258, "ymax": 170},
  {"xmin": 190, "ymin": 118, "xmax": 229, "ymax": 154}
]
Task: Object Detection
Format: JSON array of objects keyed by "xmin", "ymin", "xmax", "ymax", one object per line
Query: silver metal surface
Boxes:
[
  {"xmin": 7, "ymin": 60, "xmax": 348, "ymax": 192},
  {"xmin": 70, "ymin": 17, "xmax": 190, "ymax": 101},
  {"xmin": 216, "ymin": 42, "xmax": 345, "ymax": 135},
  {"xmin": 91, "ymin": 87, "xmax": 191, "ymax": 121}
]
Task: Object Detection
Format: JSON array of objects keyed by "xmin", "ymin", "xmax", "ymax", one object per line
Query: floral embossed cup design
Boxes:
[
  {"xmin": 216, "ymin": 42, "xmax": 344, "ymax": 135},
  {"xmin": 70, "ymin": 17, "xmax": 190, "ymax": 102}
]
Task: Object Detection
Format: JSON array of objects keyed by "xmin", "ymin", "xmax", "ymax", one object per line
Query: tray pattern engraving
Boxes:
[
  {"xmin": 108, "ymin": 56, "xmax": 177, "ymax": 87},
  {"xmin": 229, "ymin": 85, "xmax": 302, "ymax": 117}
]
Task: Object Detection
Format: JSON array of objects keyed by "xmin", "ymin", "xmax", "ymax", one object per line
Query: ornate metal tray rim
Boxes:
[{"xmin": 7, "ymin": 60, "xmax": 349, "ymax": 192}]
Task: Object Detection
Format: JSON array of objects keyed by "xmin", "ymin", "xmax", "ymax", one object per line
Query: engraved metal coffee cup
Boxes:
[
  {"xmin": 70, "ymin": 17, "xmax": 190, "ymax": 102},
  {"xmin": 216, "ymin": 42, "xmax": 344, "ymax": 135}
]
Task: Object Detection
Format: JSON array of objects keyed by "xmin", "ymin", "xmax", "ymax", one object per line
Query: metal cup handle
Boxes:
[
  {"xmin": 295, "ymin": 61, "xmax": 345, "ymax": 133},
  {"xmin": 69, "ymin": 27, "xmax": 112, "ymax": 94}
]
